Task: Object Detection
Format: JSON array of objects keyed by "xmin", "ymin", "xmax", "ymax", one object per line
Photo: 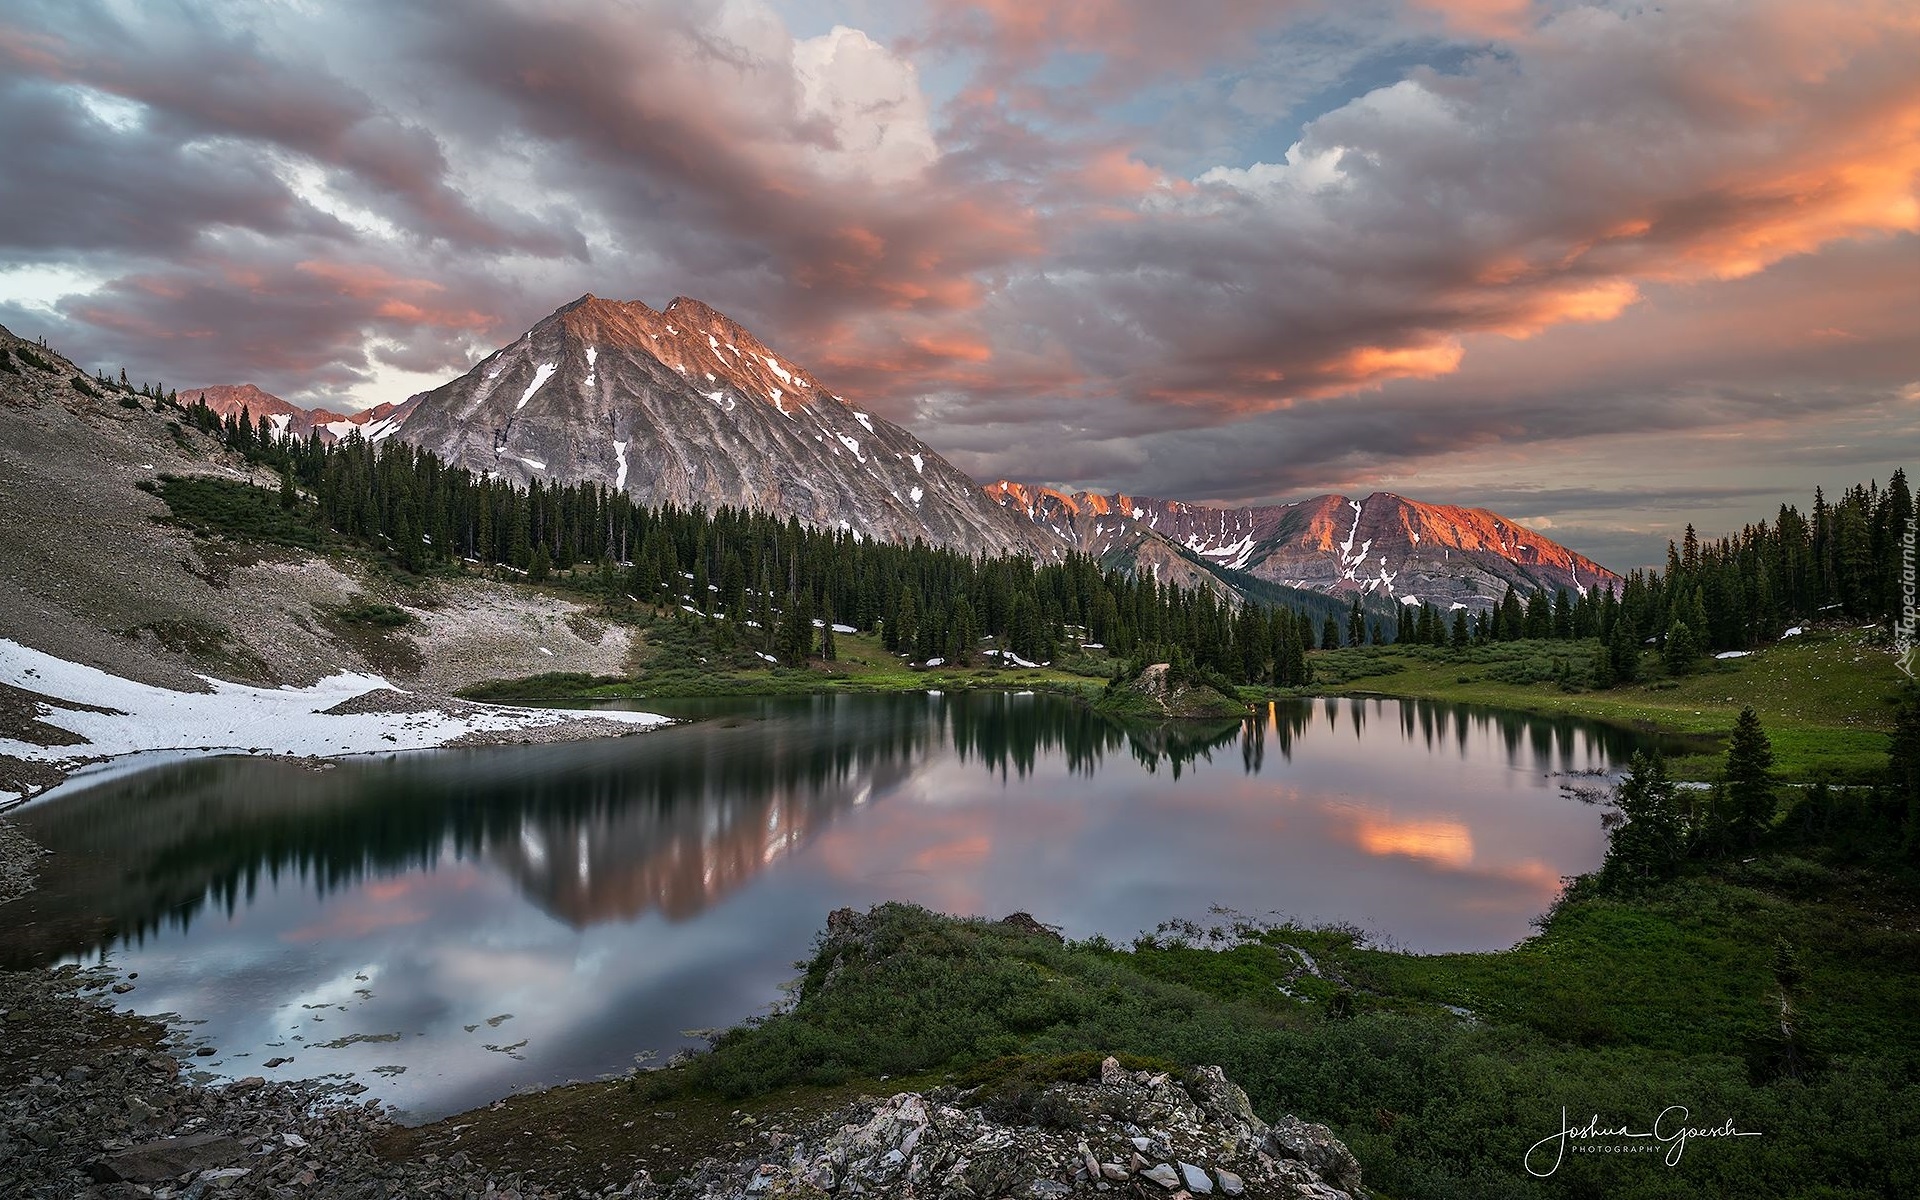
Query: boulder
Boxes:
[{"xmin": 91, "ymin": 1133, "xmax": 247, "ymax": 1183}]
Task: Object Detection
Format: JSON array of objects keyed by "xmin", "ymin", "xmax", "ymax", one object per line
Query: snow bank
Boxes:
[
  {"xmin": 1715, "ymin": 650, "xmax": 1752, "ymax": 659},
  {"xmin": 0, "ymin": 639, "xmax": 668, "ymax": 770}
]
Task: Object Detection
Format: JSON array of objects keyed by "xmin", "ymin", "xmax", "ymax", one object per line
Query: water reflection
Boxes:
[{"xmin": 0, "ymin": 693, "xmax": 1657, "ymax": 1119}]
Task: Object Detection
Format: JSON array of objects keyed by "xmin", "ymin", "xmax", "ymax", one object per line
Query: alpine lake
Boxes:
[{"xmin": 0, "ymin": 693, "xmax": 1669, "ymax": 1120}]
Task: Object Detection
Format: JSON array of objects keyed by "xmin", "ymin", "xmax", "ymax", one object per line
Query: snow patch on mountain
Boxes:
[{"xmin": 517, "ymin": 362, "xmax": 556, "ymax": 411}]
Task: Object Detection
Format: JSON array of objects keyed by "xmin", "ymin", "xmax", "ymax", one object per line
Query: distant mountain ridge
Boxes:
[
  {"xmin": 983, "ymin": 481, "xmax": 1619, "ymax": 608},
  {"xmin": 183, "ymin": 294, "xmax": 1620, "ymax": 609},
  {"xmin": 177, "ymin": 384, "xmax": 419, "ymax": 445}
]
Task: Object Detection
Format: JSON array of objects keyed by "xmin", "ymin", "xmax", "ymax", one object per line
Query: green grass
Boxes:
[
  {"xmin": 1300, "ymin": 630, "xmax": 1901, "ymax": 782},
  {"xmin": 459, "ymin": 612, "xmax": 1104, "ymax": 703}
]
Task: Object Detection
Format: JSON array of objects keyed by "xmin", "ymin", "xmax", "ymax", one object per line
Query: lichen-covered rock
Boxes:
[{"xmin": 638, "ymin": 1055, "xmax": 1364, "ymax": 1199}]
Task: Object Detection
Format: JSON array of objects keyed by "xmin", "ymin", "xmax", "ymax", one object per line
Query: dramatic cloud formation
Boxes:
[{"xmin": 0, "ymin": 0, "xmax": 1915, "ymax": 565}]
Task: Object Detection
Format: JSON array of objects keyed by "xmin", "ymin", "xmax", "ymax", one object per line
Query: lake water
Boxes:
[{"xmin": 1, "ymin": 693, "xmax": 1646, "ymax": 1120}]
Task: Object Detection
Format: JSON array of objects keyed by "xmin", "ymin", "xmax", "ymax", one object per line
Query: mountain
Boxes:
[
  {"xmin": 396, "ymin": 295, "xmax": 1043, "ymax": 557},
  {"xmin": 177, "ymin": 384, "xmax": 419, "ymax": 444},
  {"xmin": 984, "ymin": 482, "xmax": 1618, "ymax": 609}
]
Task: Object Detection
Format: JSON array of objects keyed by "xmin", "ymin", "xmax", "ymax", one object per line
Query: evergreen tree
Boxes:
[
  {"xmin": 1607, "ymin": 613, "xmax": 1640, "ymax": 684},
  {"xmin": 528, "ymin": 543, "xmax": 551, "ymax": 583},
  {"xmin": 1450, "ymin": 609, "xmax": 1470, "ymax": 650},
  {"xmin": 1347, "ymin": 597, "xmax": 1366, "ymax": 647},
  {"xmin": 950, "ymin": 597, "xmax": 977, "ymax": 665},
  {"xmin": 1321, "ymin": 616, "xmax": 1340, "ymax": 651},
  {"xmin": 1723, "ymin": 706, "xmax": 1778, "ymax": 850},
  {"xmin": 1663, "ymin": 618, "xmax": 1698, "ymax": 676},
  {"xmin": 1601, "ymin": 751, "xmax": 1686, "ymax": 888},
  {"xmin": 820, "ymin": 595, "xmax": 838, "ymax": 661}
]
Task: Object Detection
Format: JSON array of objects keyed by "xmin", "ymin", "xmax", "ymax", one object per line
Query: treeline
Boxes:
[
  {"xmin": 1601, "ymin": 697, "xmax": 1920, "ymax": 887},
  {"xmin": 175, "ymin": 397, "xmax": 1335, "ymax": 686}
]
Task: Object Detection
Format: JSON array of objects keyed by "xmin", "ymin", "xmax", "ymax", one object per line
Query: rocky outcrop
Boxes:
[
  {"xmin": 1097, "ymin": 663, "xmax": 1249, "ymax": 721},
  {"xmin": 641, "ymin": 1057, "xmax": 1365, "ymax": 1199}
]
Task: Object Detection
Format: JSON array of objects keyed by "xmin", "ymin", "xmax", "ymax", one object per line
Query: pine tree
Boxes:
[
  {"xmin": 528, "ymin": 543, "xmax": 551, "ymax": 582},
  {"xmin": 1601, "ymin": 751, "xmax": 1686, "ymax": 888},
  {"xmin": 1321, "ymin": 616, "xmax": 1340, "ymax": 651},
  {"xmin": 1607, "ymin": 612, "xmax": 1640, "ymax": 684},
  {"xmin": 1347, "ymin": 597, "xmax": 1366, "ymax": 647},
  {"xmin": 1663, "ymin": 618, "xmax": 1697, "ymax": 676},
  {"xmin": 1450, "ymin": 609, "xmax": 1470, "ymax": 650},
  {"xmin": 1723, "ymin": 706, "xmax": 1777, "ymax": 850},
  {"xmin": 820, "ymin": 595, "xmax": 838, "ymax": 661}
]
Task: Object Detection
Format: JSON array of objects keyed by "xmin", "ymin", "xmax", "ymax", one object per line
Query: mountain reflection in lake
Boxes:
[{"xmin": 1, "ymin": 693, "xmax": 1648, "ymax": 1119}]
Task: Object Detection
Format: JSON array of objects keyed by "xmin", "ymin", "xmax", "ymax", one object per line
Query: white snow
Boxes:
[
  {"xmin": 704, "ymin": 390, "xmax": 735, "ymax": 411},
  {"xmin": 518, "ymin": 456, "xmax": 546, "ymax": 471},
  {"xmin": 755, "ymin": 652, "xmax": 778, "ymax": 664},
  {"xmin": 612, "ymin": 439, "xmax": 628, "ymax": 491},
  {"xmin": 584, "ymin": 346, "xmax": 597, "ymax": 389},
  {"xmin": 923, "ymin": 657, "xmax": 946, "ymax": 667},
  {"xmin": 832, "ymin": 623, "xmax": 857, "ymax": 634},
  {"xmin": 852, "ymin": 411, "xmax": 874, "ymax": 434},
  {"xmin": 516, "ymin": 362, "xmax": 556, "ymax": 410},
  {"xmin": 358, "ymin": 413, "xmax": 404, "ymax": 443},
  {"xmin": 770, "ymin": 388, "xmax": 785, "ymax": 410},
  {"xmin": 708, "ymin": 334, "xmax": 722, "ymax": 353},
  {"xmin": 1198, "ymin": 534, "xmax": 1257, "ymax": 571},
  {"xmin": 909, "ymin": 486, "xmax": 924, "ymax": 505},
  {"xmin": 268, "ymin": 413, "xmax": 292, "ymax": 438},
  {"xmin": 764, "ymin": 356, "xmax": 793, "ymax": 385},
  {"xmin": 1399, "ymin": 594, "xmax": 1421, "ymax": 605},
  {"xmin": 1715, "ymin": 650, "xmax": 1752, "ymax": 659},
  {"xmin": 1781, "ymin": 626, "xmax": 1804, "ymax": 638},
  {"xmin": 984, "ymin": 649, "xmax": 1040, "ymax": 668},
  {"xmin": 835, "ymin": 433, "xmax": 865, "ymax": 462},
  {"xmin": 538, "ymin": 646, "xmax": 554, "ymax": 656},
  {"xmin": 908, "ymin": 452, "xmax": 924, "ymax": 474},
  {"xmin": 0, "ymin": 638, "xmax": 667, "ymax": 770},
  {"xmin": 1081, "ymin": 642, "xmax": 1105, "ymax": 650},
  {"xmin": 322, "ymin": 418, "xmax": 357, "ymax": 441}
]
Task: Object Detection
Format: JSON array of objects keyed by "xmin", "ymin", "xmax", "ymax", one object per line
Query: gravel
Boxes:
[{"xmin": 0, "ymin": 963, "xmax": 633, "ymax": 1199}]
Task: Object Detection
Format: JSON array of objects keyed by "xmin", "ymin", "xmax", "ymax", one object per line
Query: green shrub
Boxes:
[{"xmin": 331, "ymin": 597, "xmax": 413, "ymax": 627}]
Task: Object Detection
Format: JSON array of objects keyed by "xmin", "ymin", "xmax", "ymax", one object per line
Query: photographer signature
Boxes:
[{"xmin": 1525, "ymin": 1106, "xmax": 1762, "ymax": 1177}]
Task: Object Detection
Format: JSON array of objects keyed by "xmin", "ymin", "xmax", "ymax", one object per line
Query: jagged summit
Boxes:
[{"xmin": 397, "ymin": 295, "xmax": 1045, "ymax": 557}]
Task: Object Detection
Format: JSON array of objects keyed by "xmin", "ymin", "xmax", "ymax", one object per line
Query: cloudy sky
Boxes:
[{"xmin": 3, "ymin": 0, "xmax": 1916, "ymax": 567}]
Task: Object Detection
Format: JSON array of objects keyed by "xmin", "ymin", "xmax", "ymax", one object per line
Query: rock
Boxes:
[
  {"xmin": 125, "ymin": 1095, "xmax": 158, "ymax": 1121},
  {"xmin": 1027, "ymin": 1181, "xmax": 1072, "ymax": 1199},
  {"xmin": 229, "ymin": 1076, "xmax": 265, "ymax": 1092},
  {"xmin": 194, "ymin": 1046, "xmax": 217, "ymax": 1057},
  {"xmin": 802, "ymin": 1162, "xmax": 835, "ymax": 1191},
  {"xmin": 111, "ymin": 982, "xmax": 135, "ymax": 994},
  {"xmin": 1179, "ymin": 1162, "xmax": 1214, "ymax": 1193},
  {"xmin": 1143, "ymin": 1162, "xmax": 1183, "ymax": 1189},
  {"xmin": 1215, "ymin": 1167, "xmax": 1246, "ymax": 1196},
  {"xmin": 999, "ymin": 912, "xmax": 1065, "ymax": 942},
  {"xmin": 1100, "ymin": 1162, "xmax": 1130, "ymax": 1181},
  {"xmin": 91, "ymin": 1132, "xmax": 247, "ymax": 1183},
  {"xmin": 1266, "ymin": 1115, "xmax": 1365, "ymax": 1195},
  {"xmin": 1101, "ymin": 1055, "xmax": 1128, "ymax": 1086}
]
